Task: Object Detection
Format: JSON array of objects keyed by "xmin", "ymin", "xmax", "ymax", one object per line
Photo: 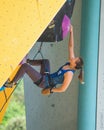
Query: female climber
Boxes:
[{"xmin": 5, "ymin": 25, "xmax": 84, "ymax": 95}]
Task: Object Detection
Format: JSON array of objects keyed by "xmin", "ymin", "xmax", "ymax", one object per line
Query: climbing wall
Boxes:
[
  {"xmin": 0, "ymin": 0, "xmax": 65, "ymax": 123},
  {"xmin": 0, "ymin": 0, "xmax": 65, "ymax": 87},
  {"xmin": 0, "ymin": 65, "xmax": 21, "ymax": 123}
]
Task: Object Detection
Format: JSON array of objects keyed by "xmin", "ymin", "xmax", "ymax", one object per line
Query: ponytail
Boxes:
[
  {"xmin": 75, "ymin": 57, "xmax": 84, "ymax": 84},
  {"xmin": 78, "ymin": 68, "xmax": 85, "ymax": 84}
]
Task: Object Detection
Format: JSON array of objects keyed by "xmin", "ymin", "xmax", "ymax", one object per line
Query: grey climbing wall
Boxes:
[{"xmin": 24, "ymin": 1, "xmax": 82, "ymax": 130}]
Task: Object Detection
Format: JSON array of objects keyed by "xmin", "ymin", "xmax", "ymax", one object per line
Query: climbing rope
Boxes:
[{"xmin": 33, "ymin": 42, "xmax": 44, "ymax": 60}]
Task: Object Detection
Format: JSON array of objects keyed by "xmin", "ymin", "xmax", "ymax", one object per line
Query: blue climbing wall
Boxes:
[{"xmin": 78, "ymin": 0, "xmax": 101, "ymax": 130}]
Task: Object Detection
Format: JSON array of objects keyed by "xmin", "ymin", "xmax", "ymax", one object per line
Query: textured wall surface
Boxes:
[
  {"xmin": 0, "ymin": 0, "xmax": 65, "ymax": 86},
  {"xmin": 24, "ymin": 1, "xmax": 82, "ymax": 130},
  {"xmin": 96, "ymin": 0, "xmax": 104, "ymax": 130},
  {"xmin": 0, "ymin": 0, "xmax": 65, "ymax": 122}
]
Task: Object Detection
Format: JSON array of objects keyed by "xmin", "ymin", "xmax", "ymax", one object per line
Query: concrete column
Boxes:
[
  {"xmin": 78, "ymin": 0, "xmax": 100, "ymax": 130},
  {"xmin": 96, "ymin": 0, "xmax": 104, "ymax": 130},
  {"xmin": 24, "ymin": 1, "xmax": 82, "ymax": 130}
]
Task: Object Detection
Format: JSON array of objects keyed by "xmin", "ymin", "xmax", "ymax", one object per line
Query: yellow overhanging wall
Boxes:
[
  {"xmin": 0, "ymin": 0, "xmax": 65, "ymax": 123},
  {"xmin": 0, "ymin": 0, "xmax": 65, "ymax": 86}
]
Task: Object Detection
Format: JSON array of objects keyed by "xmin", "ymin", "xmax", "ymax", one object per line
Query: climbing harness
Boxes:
[{"xmin": 33, "ymin": 42, "xmax": 56, "ymax": 93}]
